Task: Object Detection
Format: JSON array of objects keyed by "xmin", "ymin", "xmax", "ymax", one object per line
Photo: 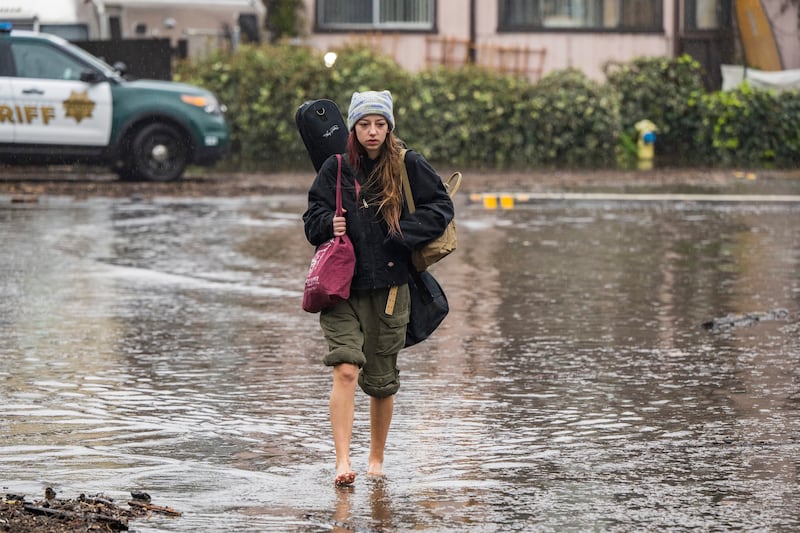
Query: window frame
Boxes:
[
  {"xmin": 684, "ymin": 0, "xmax": 732, "ymax": 31},
  {"xmin": 497, "ymin": 0, "xmax": 664, "ymax": 34},
  {"xmin": 315, "ymin": 0, "xmax": 437, "ymax": 32}
]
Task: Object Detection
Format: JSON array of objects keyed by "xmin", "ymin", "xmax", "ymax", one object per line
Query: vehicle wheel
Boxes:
[{"xmin": 126, "ymin": 123, "xmax": 189, "ymax": 181}]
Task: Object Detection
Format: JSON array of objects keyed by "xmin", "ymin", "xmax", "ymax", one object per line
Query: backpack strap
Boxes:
[
  {"xmin": 400, "ymin": 148, "xmax": 461, "ymax": 213},
  {"xmin": 399, "ymin": 148, "xmax": 416, "ymax": 214},
  {"xmin": 443, "ymin": 171, "xmax": 462, "ymax": 197}
]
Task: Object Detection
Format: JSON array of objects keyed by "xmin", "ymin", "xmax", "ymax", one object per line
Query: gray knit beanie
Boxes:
[{"xmin": 347, "ymin": 90, "xmax": 395, "ymax": 131}]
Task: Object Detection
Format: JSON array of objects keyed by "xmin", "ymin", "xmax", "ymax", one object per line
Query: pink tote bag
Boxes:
[{"xmin": 302, "ymin": 155, "xmax": 356, "ymax": 313}]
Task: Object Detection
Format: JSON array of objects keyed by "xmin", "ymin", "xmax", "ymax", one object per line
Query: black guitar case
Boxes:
[{"xmin": 295, "ymin": 99, "xmax": 349, "ymax": 172}]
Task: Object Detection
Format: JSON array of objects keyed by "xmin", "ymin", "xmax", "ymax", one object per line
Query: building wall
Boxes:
[
  {"xmin": 302, "ymin": 0, "xmax": 677, "ymax": 81},
  {"xmin": 763, "ymin": 0, "xmax": 799, "ymax": 69},
  {"xmin": 473, "ymin": 0, "xmax": 675, "ymax": 80},
  {"xmin": 114, "ymin": 3, "xmax": 264, "ymax": 57},
  {"xmin": 116, "ymin": 6, "xmax": 239, "ymax": 56}
]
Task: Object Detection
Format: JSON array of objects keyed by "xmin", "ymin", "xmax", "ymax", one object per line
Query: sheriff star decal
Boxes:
[{"xmin": 62, "ymin": 91, "xmax": 96, "ymax": 123}]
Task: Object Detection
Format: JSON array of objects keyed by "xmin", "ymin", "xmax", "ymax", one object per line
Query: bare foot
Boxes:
[
  {"xmin": 366, "ymin": 462, "xmax": 384, "ymax": 478},
  {"xmin": 334, "ymin": 470, "xmax": 356, "ymax": 487}
]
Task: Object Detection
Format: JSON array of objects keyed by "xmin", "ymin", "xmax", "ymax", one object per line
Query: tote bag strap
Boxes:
[{"xmin": 335, "ymin": 154, "xmax": 343, "ymax": 216}]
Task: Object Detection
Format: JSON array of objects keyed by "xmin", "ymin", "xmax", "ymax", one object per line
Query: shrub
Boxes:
[
  {"xmin": 697, "ymin": 83, "xmax": 800, "ymax": 167},
  {"xmin": 400, "ymin": 66, "xmax": 619, "ymax": 169},
  {"xmin": 400, "ymin": 65, "xmax": 530, "ymax": 168},
  {"xmin": 323, "ymin": 43, "xmax": 413, "ymax": 115},
  {"xmin": 519, "ymin": 69, "xmax": 620, "ymax": 168},
  {"xmin": 176, "ymin": 43, "xmax": 333, "ymax": 169},
  {"xmin": 604, "ymin": 55, "xmax": 706, "ymax": 164},
  {"xmin": 176, "ymin": 44, "xmax": 797, "ymax": 170}
]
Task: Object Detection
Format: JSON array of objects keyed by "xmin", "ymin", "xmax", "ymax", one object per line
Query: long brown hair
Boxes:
[{"xmin": 346, "ymin": 130, "xmax": 404, "ymax": 236}]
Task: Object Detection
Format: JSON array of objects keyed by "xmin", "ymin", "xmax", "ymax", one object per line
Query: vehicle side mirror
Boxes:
[
  {"xmin": 79, "ymin": 70, "xmax": 105, "ymax": 83},
  {"xmin": 113, "ymin": 62, "xmax": 128, "ymax": 77}
]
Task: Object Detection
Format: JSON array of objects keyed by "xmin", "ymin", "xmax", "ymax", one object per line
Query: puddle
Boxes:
[{"xmin": 2, "ymin": 192, "xmax": 799, "ymax": 531}]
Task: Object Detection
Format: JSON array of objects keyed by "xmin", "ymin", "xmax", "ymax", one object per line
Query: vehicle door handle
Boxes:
[{"xmin": 22, "ymin": 88, "xmax": 45, "ymax": 95}]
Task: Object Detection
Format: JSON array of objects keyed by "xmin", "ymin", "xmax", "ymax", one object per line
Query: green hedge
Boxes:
[
  {"xmin": 604, "ymin": 55, "xmax": 707, "ymax": 165},
  {"xmin": 175, "ymin": 45, "xmax": 800, "ymax": 170},
  {"xmin": 175, "ymin": 43, "xmax": 330, "ymax": 169},
  {"xmin": 696, "ymin": 83, "xmax": 800, "ymax": 167}
]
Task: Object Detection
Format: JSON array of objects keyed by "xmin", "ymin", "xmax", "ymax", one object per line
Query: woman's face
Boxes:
[{"xmin": 354, "ymin": 114, "xmax": 389, "ymax": 159}]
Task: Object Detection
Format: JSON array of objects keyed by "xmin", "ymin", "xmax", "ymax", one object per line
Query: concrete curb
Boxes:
[{"xmin": 468, "ymin": 191, "xmax": 800, "ymax": 209}]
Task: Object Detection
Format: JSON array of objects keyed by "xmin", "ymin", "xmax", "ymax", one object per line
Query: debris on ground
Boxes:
[
  {"xmin": 0, "ymin": 489, "xmax": 181, "ymax": 532},
  {"xmin": 2, "ymin": 164, "xmax": 799, "ymax": 200},
  {"xmin": 702, "ymin": 308, "xmax": 790, "ymax": 332}
]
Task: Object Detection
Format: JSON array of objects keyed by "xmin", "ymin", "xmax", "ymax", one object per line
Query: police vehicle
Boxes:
[{"xmin": 0, "ymin": 23, "xmax": 230, "ymax": 181}]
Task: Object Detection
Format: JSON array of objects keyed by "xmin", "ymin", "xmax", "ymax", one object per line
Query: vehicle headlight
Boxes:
[{"xmin": 181, "ymin": 94, "xmax": 224, "ymax": 115}]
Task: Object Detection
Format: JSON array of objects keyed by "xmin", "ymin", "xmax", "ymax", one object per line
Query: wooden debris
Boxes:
[
  {"xmin": 0, "ymin": 489, "xmax": 182, "ymax": 532},
  {"xmin": 127, "ymin": 499, "xmax": 183, "ymax": 517}
]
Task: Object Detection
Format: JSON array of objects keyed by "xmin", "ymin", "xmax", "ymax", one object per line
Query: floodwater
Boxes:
[{"xmin": 1, "ymin": 186, "xmax": 799, "ymax": 532}]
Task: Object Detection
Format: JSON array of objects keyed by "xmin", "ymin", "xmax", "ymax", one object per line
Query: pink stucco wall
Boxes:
[
  {"xmin": 762, "ymin": 0, "xmax": 799, "ymax": 69},
  {"xmin": 301, "ymin": 0, "xmax": 798, "ymax": 79}
]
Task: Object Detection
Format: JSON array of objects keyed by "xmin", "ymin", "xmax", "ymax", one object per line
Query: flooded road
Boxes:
[{"xmin": 2, "ymin": 189, "xmax": 799, "ymax": 531}]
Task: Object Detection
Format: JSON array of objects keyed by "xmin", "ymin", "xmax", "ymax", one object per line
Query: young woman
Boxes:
[{"xmin": 303, "ymin": 90, "xmax": 454, "ymax": 487}]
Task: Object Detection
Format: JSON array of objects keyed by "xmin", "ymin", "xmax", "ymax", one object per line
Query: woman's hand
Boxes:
[{"xmin": 333, "ymin": 211, "xmax": 347, "ymax": 236}]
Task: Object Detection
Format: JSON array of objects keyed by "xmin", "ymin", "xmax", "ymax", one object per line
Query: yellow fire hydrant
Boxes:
[{"xmin": 634, "ymin": 119, "xmax": 657, "ymax": 169}]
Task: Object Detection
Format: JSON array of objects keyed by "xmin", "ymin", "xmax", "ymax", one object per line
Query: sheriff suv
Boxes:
[{"xmin": 0, "ymin": 23, "xmax": 229, "ymax": 181}]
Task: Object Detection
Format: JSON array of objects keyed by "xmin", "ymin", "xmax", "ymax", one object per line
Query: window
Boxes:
[
  {"xmin": 0, "ymin": 44, "xmax": 13, "ymax": 76},
  {"xmin": 39, "ymin": 24, "xmax": 90, "ymax": 42},
  {"xmin": 685, "ymin": 0, "xmax": 729, "ymax": 30},
  {"xmin": 316, "ymin": 0, "xmax": 435, "ymax": 31},
  {"xmin": 11, "ymin": 42, "xmax": 88, "ymax": 80},
  {"xmin": 498, "ymin": 0, "xmax": 662, "ymax": 31}
]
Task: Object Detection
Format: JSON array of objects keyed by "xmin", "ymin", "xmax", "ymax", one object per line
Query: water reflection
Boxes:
[{"xmin": 1, "ymin": 194, "xmax": 798, "ymax": 531}]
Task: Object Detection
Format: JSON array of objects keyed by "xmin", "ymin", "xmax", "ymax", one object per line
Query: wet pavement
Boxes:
[{"xmin": 1, "ymin": 183, "xmax": 799, "ymax": 531}]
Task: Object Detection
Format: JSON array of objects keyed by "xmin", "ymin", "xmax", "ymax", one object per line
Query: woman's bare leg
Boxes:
[
  {"xmin": 330, "ymin": 363, "xmax": 359, "ymax": 486},
  {"xmin": 367, "ymin": 395, "xmax": 394, "ymax": 476}
]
